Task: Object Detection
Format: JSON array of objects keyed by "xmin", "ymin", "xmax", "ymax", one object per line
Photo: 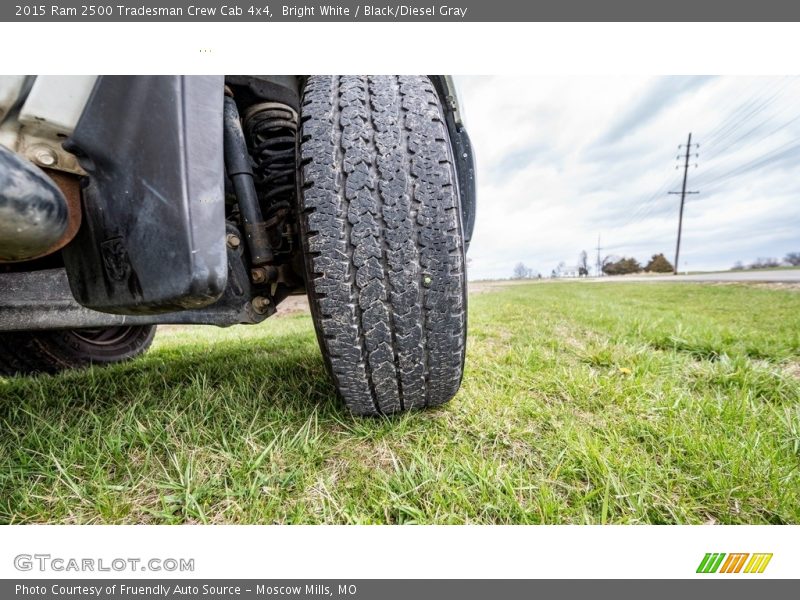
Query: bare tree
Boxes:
[
  {"xmin": 749, "ymin": 257, "xmax": 780, "ymax": 269},
  {"xmin": 578, "ymin": 250, "xmax": 589, "ymax": 276},
  {"xmin": 785, "ymin": 252, "xmax": 800, "ymax": 266},
  {"xmin": 513, "ymin": 262, "xmax": 530, "ymax": 279}
]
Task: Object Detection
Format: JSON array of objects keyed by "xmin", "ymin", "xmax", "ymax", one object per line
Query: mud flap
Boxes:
[{"xmin": 62, "ymin": 75, "xmax": 227, "ymax": 314}]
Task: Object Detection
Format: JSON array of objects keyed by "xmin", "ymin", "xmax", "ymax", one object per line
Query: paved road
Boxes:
[{"xmin": 594, "ymin": 270, "xmax": 800, "ymax": 283}]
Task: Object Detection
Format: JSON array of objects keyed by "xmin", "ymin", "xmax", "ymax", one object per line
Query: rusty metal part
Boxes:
[
  {"xmin": 0, "ymin": 164, "xmax": 82, "ymax": 263},
  {"xmin": 0, "ymin": 144, "xmax": 73, "ymax": 263},
  {"xmin": 250, "ymin": 265, "xmax": 278, "ymax": 284},
  {"xmin": 242, "ymin": 221, "xmax": 272, "ymax": 264},
  {"xmin": 262, "ymin": 206, "xmax": 290, "ymax": 230},
  {"xmin": 250, "ymin": 268, "xmax": 266, "ymax": 284},
  {"xmin": 226, "ymin": 232, "xmax": 241, "ymax": 249},
  {"xmin": 252, "ymin": 296, "xmax": 270, "ymax": 314},
  {"xmin": 40, "ymin": 168, "xmax": 82, "ymax": 256}
]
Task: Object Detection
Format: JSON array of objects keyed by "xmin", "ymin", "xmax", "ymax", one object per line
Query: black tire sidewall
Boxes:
[{"xmin": 46, "ymin": 326, "xmax": 157, "ymax": 366}]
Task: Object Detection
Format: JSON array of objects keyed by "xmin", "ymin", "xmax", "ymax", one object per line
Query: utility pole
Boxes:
[
  {"xmin": 669, "ymin": 133, "xmax": 699, "ymax": 275},
  {"xmin": 595, "ymin": 233, "xmax": 603, "ymax": 277}
]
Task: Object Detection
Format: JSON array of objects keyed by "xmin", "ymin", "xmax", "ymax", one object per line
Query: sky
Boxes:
[{"xmin": 455, "ymin": 76, "xmax": 800, "ymax": 280}]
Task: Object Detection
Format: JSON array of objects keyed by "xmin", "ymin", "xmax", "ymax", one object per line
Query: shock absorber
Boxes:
[
  {"xmin": 243, "ymin": 102, "xmax": 298, "ymax": 256},
  {"xmin": 222, "ymin": 92, "xmax": 273, "ymax": 266}
]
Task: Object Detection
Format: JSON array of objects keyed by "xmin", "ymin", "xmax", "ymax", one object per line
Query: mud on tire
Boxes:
[{"xmin": 297, "ymin": 75, "xmax": 467, "ymax": 416}]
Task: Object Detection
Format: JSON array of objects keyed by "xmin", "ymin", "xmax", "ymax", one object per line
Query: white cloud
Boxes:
[{"xmin": 457, "ymin": 76, "xmax": 800, "ymax": 279}]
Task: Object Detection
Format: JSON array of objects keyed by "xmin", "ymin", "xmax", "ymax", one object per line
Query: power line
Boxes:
[
  {"xmin": 616, "ymin": 172, "xmax": 681, "ymax": 230},
  {"xmin": 692, "ymin": 138, "xmax": 800, "ymax": 195},
  {"xmin": 703, "ymin": 106, "xmax": 796, "ymax": 162},
  {"xmin": 700, "ymin": 79, "xmax": 779, "ymax": 141},
  {"xmin": 696, "ymin": 112, "xmax": 800, "ymax": 178},
  {"xmin": 702, "ymin": 78, "xmax": 793, "ymax": 149}
]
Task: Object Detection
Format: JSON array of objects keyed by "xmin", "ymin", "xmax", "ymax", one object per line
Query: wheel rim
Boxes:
[{"xmin": 71, "ymin": 327, "xmax": 137, "ymax": 346}]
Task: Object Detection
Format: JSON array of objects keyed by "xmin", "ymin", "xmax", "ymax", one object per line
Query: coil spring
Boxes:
[{"xmin": 243, "ymin": 101, "xmax": 298, "ymax": 209}]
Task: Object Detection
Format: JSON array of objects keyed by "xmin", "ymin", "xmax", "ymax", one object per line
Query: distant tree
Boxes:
[
  {"xmin": 785, "ymin": 252, "xmax": 800, "ymax": 266},
  {"xmin": 731, "ymin": 261, "xmax": 745, "ymax": 271},
  {"xmin": 578, "ymin": 250, "xmax": 589, "ymax": 276},
  {"xmin": 602, "ymin": 256, "xmax": 642, "ymax": 276},
  {"xmin": 619, "ymin": 257, "xmax": 642, "ymax": 274},
  {"xmin": 749, "ymin": 257, "xmax": 780, "ymax": 269},
  {"xmin": 644, "ymin": 253, "xmax": 674, "ymax": 273},
  {"xmin": 513, "ymin": 262, "xmax": 530, "ymax": 279}
]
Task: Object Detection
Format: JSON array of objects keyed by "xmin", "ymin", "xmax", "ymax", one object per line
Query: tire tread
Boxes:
[{"xmin": 299, "ymin": 75, "xmax": 466, "ymax": 415}]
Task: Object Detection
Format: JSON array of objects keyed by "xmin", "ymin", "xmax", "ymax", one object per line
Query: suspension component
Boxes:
[
  {"xmin": 222, "ymin": 93, "xmax": 273, "ymax": 266},
  {"xmin": 244, "ymin": 102, "xmax": 298, "ymax": 205},
  {"xmin": 243, "ymin": 101, "xmax": 298, "ymax": 260}
]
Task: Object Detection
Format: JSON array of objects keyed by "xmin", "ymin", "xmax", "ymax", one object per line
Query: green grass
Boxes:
[{"xmin": 1, "ymin": 282, "xmax": 799, "ymax": 524}]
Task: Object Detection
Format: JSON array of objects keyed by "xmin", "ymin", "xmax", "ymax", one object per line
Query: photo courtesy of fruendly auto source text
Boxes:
[{"xmin": 0, "ymin": 1, "xmax": 799, "ymax": 596}]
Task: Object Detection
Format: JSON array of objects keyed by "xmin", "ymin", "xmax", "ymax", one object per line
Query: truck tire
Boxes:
[
  {"xmin": 298, "ymin": 75, "xmax": 467, "ymax": 416},
  {"xmin": 0, "ymin": 325, "xmax": 156, "ymax": 376}
]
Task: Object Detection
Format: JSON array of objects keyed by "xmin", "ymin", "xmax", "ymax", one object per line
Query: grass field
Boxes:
[{"xmin": 1, "ymin": 282, "xmax": 799, "ymax": 524}]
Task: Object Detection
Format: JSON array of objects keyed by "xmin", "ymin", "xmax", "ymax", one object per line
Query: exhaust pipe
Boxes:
[{"xmin": 0, "ymin": 144, "xmax": 69, "ymax": 263}]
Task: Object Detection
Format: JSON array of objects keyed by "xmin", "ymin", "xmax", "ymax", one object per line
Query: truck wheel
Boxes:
[
  {"xmin": 0, "ymin": 326, "xmax": 156, "ymax": 376},
  {"xmin": 298, "ymin": 75, "xmax": 467, "ymax": 416}
]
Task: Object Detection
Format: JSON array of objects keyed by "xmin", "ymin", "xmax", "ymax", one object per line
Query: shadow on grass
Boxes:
[
  {"xmin": 0, "ymin": 333, "xmax": 355, "ymax": 432},
  {"xmin": 0, "ymin": 328, "xmax": 426, "ymax": 446},
  {"xmin": 0, "ymin": 330, "xmax": 441, "ymax": 523}
]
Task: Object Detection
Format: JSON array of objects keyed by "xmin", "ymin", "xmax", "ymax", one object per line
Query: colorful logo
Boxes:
[{"xmin": 696, "ymin": 553, "xmax": 773, "ymax": 574}]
